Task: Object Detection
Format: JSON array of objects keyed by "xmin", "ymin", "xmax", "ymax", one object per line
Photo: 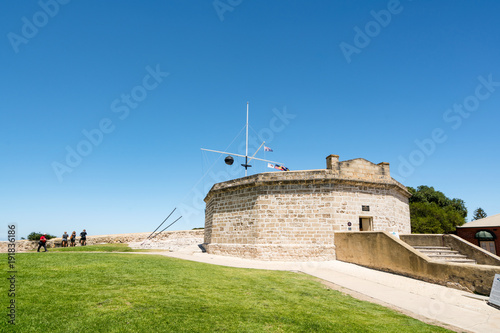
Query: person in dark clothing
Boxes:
[
  {"xmin": 80, "ymin": 229, "xmax": 87, "ymax": 246},
  {"xmin": 37, "ymin": 234, "xmax": 48, "ymax": 252},
  {"xmin": 70, "ymin": 231, "xmax": 76, "ymax": 247}
]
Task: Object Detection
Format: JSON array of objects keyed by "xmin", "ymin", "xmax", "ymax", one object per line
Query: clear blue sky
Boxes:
[{"xmin": 1, "ymin": 0, "xmax": 499, "ymax": 240}]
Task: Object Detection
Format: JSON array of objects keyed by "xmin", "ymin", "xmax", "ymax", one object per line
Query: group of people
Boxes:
[
  {"xmin": 61, "ymin": 230, "xmax": 87, "ymax": 247},
  {"xmin": 37, "ymin": 229, "xmax": 87, "ymax": 252}
]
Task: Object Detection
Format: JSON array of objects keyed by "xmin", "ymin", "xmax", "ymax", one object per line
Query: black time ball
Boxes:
[{"xmin": 224, "ymin": 156, "xmax": 234, "ymax": 165}]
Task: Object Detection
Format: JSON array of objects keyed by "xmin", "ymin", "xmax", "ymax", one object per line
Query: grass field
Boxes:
[
  {"xmin": 44, "ymin": 243, "xmax": 157, "ymax": 252},
  {"xmin": 1, "ymin": 249, "xmax": 452, "ymax": 332}
]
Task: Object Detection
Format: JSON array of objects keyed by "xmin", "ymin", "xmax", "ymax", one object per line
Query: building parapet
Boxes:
[
  {"xmin": 205, "ymin": 171, "xmax": 410, "ymax": 203},
  {"xmin": 205, "ymin": 154, "xmax": 408, "ymax": 203}
]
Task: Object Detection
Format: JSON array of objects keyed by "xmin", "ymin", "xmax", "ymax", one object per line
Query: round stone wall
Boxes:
[{"xmin": 204, "ymin": 165, "xmax": 411, "ymax": 261}]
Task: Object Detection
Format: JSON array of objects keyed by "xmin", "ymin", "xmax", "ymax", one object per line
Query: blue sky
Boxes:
[{"xmin": 1, "ymin": 0, "xmax": 499, "ymax": 240}]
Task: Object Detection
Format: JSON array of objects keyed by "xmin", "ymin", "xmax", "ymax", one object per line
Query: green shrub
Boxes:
[{"xmin": 27, "ymin": 232, "xmax": 57, "ymax": 241}]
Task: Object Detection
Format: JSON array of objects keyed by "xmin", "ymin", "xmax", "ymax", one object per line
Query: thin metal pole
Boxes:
[
  {"xmin": 250, "ymin": 141, "xmax": 265, "ymax": 160},
  {"xmin": 147, "ymin": 208, "xmax": 176, "ymax": 239},
  {"xmin": 141, "ymin": 208, "xmax": 176, "ymax": 245},
  {"xmin": 201, "ymin": 148, "xmax": 282, "ymax": 165},
  {"xmin": 149, "ymin": 216, "xmax": 182, "ymax": 240},
  {"xmin": 245, "ymin": 102, "xmax": 249, "ymax": 176}
]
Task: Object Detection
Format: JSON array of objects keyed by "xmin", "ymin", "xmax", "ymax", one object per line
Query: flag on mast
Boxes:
[
  {"xmin": 269, "ymin": 163, "xmax": 290, "ymax": 171},
  {"xmin": 264, "ymin": 146, "xmax": 273, "ymax": 152}
]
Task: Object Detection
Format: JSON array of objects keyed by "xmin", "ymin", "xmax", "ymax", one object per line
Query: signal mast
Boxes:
[{"xmin": 201, "ymin": 102, "xmax": 284, "ymax": 177}]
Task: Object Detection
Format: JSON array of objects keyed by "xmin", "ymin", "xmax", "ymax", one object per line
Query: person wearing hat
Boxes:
[{"xmin": 37, "ymin": 234, "xmax": 48, "ymax": 252}]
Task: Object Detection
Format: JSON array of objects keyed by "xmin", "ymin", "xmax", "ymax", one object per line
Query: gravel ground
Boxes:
[{"xmin": 129, "ymin": 236, "xmax": 204, "ymax": 252}]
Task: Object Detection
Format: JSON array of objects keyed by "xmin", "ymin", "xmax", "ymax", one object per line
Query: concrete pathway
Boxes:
[{"xmin": 144, "ymin": 247, "xmax": 500, "ymax": 333}]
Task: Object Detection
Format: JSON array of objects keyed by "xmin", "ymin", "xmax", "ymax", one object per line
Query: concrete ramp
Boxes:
[{"xmin": 334, "ymin": 231, "xmax": 500, "ymax": 295}]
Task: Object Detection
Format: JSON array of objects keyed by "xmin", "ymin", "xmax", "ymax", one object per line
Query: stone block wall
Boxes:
[
  {"xmin": 326, "ymin": 154, "xmax": 391, "ymax": 181},
  {"xmin": 204, "ymin": 154, "xmax": 411, "ymax": 261},
  {"xmin": 205, "ymin": 187, "xmax": 260, "ymax": 245}
]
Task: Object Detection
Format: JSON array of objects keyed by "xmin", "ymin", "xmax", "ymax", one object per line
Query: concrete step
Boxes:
[
  {"xmin": 415, "ymin": 246, "xmax": 454, "ymax": 249},
  {"xmin": 427, "ymin": 253, "xmax": 468, "ymax": 260},
  {"xmin": 418, "ymin": 249, "xmax": 460, "ymax": 255},
  {"xmin": 412, "ymin": 245, "xmax": 477, "ymax": 264},
  {"xmin": 424, "ymin": 253, "xmax": 462, "ymax": 257},
  {"xmin": 433, "ymin": 258, "xmax": 477, "ymax": 264}
]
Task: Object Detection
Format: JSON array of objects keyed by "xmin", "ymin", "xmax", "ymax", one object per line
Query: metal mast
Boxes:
[
  {"xmin": 201, "ymin": 102, "xmax": 284, "ymax": 177},
  {"xmin": 243, "ymin": 102, "xmax": 250, "ymax": 176}
]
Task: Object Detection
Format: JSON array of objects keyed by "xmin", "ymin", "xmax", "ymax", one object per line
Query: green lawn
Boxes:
[
  {"xmin": 45, "ymin": 243, "xmax": 157, "ymax": 252},
  {"xmin": 1, "ymin": 252, "xmax": 452, "ymax": 332}
]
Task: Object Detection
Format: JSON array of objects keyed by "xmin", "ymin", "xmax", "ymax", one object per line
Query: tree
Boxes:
[
  {"xmin": 472, "ymin": 207, "xmax": 487, "ymax": 221},
  {"xmin": 407, "ymin": 186, "xmax": 467, "ymax": 234},
  {"xmin": 27, "ymin": 232, "xmax": 56, "ymax": 241}
]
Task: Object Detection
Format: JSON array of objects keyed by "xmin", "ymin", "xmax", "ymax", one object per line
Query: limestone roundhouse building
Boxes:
[{"xmin": 203, "ymin": 154, "xmax": 411, "ymax": 260}]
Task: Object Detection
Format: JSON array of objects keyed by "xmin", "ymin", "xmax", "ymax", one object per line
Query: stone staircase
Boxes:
[{"xmin": 412, "ymin": 246, "xmax": 477, "ymax": 264}]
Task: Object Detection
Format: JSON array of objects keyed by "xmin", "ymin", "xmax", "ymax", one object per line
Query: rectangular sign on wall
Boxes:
[{"xmin": 488, "ymin": 274, "xmax": 500, "ymax": 309}]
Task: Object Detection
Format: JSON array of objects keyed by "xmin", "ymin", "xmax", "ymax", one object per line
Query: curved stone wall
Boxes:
[{"xmin": 204, "ymin": 155, "xmax": 411, "ymax": 260}]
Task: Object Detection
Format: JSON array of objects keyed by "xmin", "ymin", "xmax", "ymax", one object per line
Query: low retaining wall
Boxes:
[
  {"xmin": 0, "ymin": 230, "xmax": 204, "ymax": 253},
  {"xmin": 400, "ymin": 234, "xmax": 500, "ymax": 266},
  {"xmin": 335, "ymin": 231, "xmax": 500, "ymax": 295},
  {"xmin": 204, "ymin": 243, "xmax": 336, "ymax": 261}
]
